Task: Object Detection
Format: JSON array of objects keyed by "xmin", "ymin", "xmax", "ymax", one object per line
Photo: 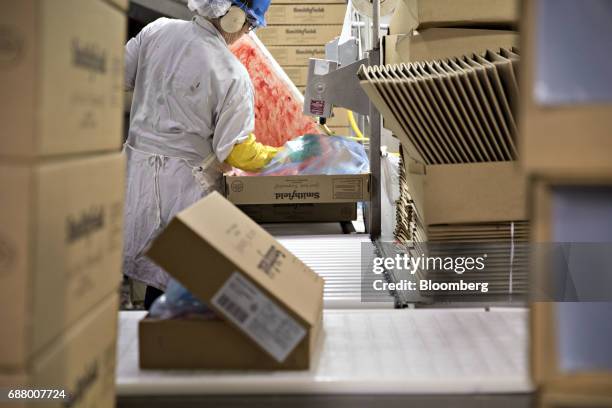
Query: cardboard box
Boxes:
[
  {"xmin": 268, "ymin": 46, "xmax": 326, "ymax": 66},
  {"xmin": 284, "ymin": 66, "xmax": 310, "ymax": 87},
  {"xmin": 143, "ymin": 192, "xmax": 324, "ymax": 369},
  {"xmin": 267, "ymin": 4, "xmax": 346, "ymax": 25},
  {"xmin": 0, "ymin": 0, "xmax": 126, "ymax": 158},
  {"xmin": 326, "ymin": 108, "xmax": 350, "ymax": 127},
  {"xmin": 225, "ymin": 174, "xmax": 371, "ymax": 205},
  {"xmin": 384, "ymin": 28, "xmax": 519, "ymax": 64},
  {"xmin": 257, "ymin": 25, "xmax": 342, "ymax": 45},
  {"xmin": 424, "ymin": 161, "xmax": 527, "ymax": 225},
  {"xmin": 329, "ymin": 127, "xmax": 352, "ymax": 135},
  {"xmin": 140, "ymin": 313, "xmax": 323, "ymax": 370},
  {"xmin": 531, "ymin": 178, "xmax": 612, "ymax": 397},
  {"xmin": 0, "ymin": 153, "xmax": 125, "ymax": 370},
  {"xmin": 540, "ymin": 392, "xmax": 612, "ymax": 408},
  {"xmin": 102, "ymin": 0, "xmax": 128, "ymax": 10},
  {"xmin": 239, "ymin": 203, "xmax": 357, "ymax": 223},
  {"xmin": 273, "ymin": 0, "xmax": 346, "ymax": 3},
  {"xmin": 0, "ymin": 295, "xmax": 118, "ymax": 408},
  {"xmin": 389, "ymin": 0, "xmax": 519, "ymax": 34},
  {"xmin": 519, "ymin": 0, "xmax": 612, "ymax": 176},
  {"xmin": 402, "ymin": 154, "xmax": 427, "ymax": 219}
]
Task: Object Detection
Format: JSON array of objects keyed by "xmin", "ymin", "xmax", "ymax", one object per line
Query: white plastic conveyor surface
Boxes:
[
  {"xmin": 275, "ymin": 234, "xmax": 394, "ymax": 309},
  {"xmin": 117, "ymin": 308, "xmax": 532, "ymax": 397}
]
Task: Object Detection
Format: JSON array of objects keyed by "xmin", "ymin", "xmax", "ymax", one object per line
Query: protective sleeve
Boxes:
[
  {"xmin": 124, "ymin": 33, "xmax": 141, "ymax": 91},
  {"xmin": 212, "ymin": 74, "xmax": 256, "ymax": 162},
  {"xmin": 124, "ymin": 19, "xmax": 166, "ymax": 90},
  {"xmin": 226, "ymin": 134, "xmax": 280, "ymax": 171}
]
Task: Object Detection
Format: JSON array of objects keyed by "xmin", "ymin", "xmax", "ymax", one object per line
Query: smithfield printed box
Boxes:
[
  {"xmin": 143, "ymin": 192, "xmax": 324, "ymax": 370},
  {"xmin": 267, "ymin": 4, "xmax": 346, "ymax": 25},
  {"xmin": 225, "ymin": 174, "xmax": 371, "ymax": 205},
  {"xmin": 267, "ymin": 46, "xmax": 326, "ymax": 66},
  {"xmin": 257, "ymin": 25, "xmax": 342, "ymax": 46},
  {"xmin": 239, "ymin": 202, "xmax": 357, "ymax": 223},
  {"xmin": 0, "ymin": 153, "xmax": 125, "ymax": 370},
  {"xmin": 284, "ymin": 66, "xmax": 310, "ymax": 87},
  {"xmin": 0, "ymin": 295, "xmax": 118, "ymax": 408},
  {"xmin": 0, "ymin": 0, "xmax": 126, "ymax": 158},
  {"xmin": 102, "ymin": 0, "xmax": 128, "ymax": 10}
]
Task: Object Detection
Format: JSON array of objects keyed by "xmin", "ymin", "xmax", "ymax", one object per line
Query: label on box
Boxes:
[
  {"xmin": 211, "ymin": 272, "xmax": 306, "ymax": 363},
  {"xmin": 332, "ymin": 178, "xmax": 364, "ymax": 200}
]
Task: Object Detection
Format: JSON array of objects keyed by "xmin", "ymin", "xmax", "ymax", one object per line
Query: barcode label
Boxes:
[
  {"xmin": 211, "ymin": 273, "xmax": 307, "ymax": 363},
  {"xmin": 216, "ymin": 294, "xmax": 248, "ymax": 323}
]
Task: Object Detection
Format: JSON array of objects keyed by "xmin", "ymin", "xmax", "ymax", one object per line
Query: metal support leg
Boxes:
[{"xmin": 367, "ymin": 47, "xmax": 382, "ymax": 240}]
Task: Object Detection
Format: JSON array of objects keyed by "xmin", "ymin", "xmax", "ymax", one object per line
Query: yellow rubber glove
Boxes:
[{"xmin": 226, "ymin": 134, "xmax": 280, "ymax": 172}]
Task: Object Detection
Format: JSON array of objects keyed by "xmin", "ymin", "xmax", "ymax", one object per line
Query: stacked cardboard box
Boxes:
[
  {"xmin": 0, "ymin": 0, "xmax": 127, "ymax": 406},
  {"xmin": 361, "ymin": 0, "xmax": 527, "ymax": 302},
  {"xmin": 395, "ymin": 157, "xmax": 529, "ymax": 302},
  {"xmin": 257, "ymin": 1, "xmax": 350, "ymax": 132},
  {"xmin": 385, "ymin": 0, "xmax": 519, "ymax": 63},
  {"xmin": 521, "ymin": 0, "xmax": 612, "ymax": 406}
]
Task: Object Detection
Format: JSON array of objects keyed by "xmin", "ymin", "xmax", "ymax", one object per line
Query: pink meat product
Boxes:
[{"xmin": 230, "ymin": 35, "xmax": 319, "ymax": 147}]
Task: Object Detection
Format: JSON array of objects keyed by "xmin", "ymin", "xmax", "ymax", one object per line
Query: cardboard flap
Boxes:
[{"xmin": 151, "ymin": 192, "xmax": 324, "ymax": 328}]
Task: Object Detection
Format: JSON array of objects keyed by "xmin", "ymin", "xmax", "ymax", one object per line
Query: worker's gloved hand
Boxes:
[{"xmin": 226, "ymin": 133, "xmax": 280, "ymax": 172}]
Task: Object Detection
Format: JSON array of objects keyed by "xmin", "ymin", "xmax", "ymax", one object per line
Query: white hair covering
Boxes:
[{"xmin": 187, "ymin": 0, "xmax": 233, "ymax": 19}]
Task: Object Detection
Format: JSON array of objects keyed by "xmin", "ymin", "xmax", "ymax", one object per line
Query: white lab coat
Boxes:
[{"xmin": 123, "ymin": 16, "xmax": 254, "ymax": 290}]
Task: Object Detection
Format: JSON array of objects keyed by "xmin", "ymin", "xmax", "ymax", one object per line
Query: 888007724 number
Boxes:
[{"xmin": 5, "ymin": 389, "xmax": 68, "ymax": 401}]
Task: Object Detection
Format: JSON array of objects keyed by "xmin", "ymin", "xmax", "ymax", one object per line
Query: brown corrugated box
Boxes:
[
  {"xmin": 531, "ymin": 178, "xmax": 612, "ymax": 398},
  {"xmin": 273, "ymin": 0, "xmax": 347, "ymax": 3},
  {"xmin": 239, "ymin": 203, "xmax": 357, "ymax": 223},
  {"xmin": 102, "ymin": 0, "xmax": 128, "ymax": 10},
  {"xmin": 268, "ymin": 46, "xmax": 326, "ymax": 66},
  {"xmin": 225, "ymin": 174, "xmax": 371, "ymax": 205},
  {"xmin": 539, "ymin": 392, "xmax": 612, "ymax": 408},
  {"xmin": 326, "ymin": 108, "xmax": 350, "ymax": 127},
  {"xmin": 284, "ymin": 66, "xmax": 310, "ymax": 87},
  {"xmin": 257, "ymin": 25, "xmax": 342, "ymax": 46},
  {"xmin": 519, "ymin": 0, "xmax": 612, "ymax": 176},
  {"xmin": 329, "ymin": 127, "xmax": 352, "ymax": 135},
  {"xmin": 389, "ymin": 0, "xmax": 519, "ymax": 35},
  {"xmin": 384, "ymin": 28, "xmax": 519, "ymax": 64},
  {"xmin": 267, "ymin": 4, "xmax": 346, "ymax": 25},
  {"xmin": 0, "ymin": 295, "xmax": 118, "ymax": 408},
  {"xmin": 143, "ymin": 192, "xmax": 325, "ymax": 370},
  {"xmin": 424, "ymin": 161, "xmax": 527, "ymax": 225},
  {"xmin": 0, "ymin": 0, "xmax": 126, "ymax": 158},
  {"xmin": 0, "ymin": 153, "xmax": 125, "ymax": 370}
]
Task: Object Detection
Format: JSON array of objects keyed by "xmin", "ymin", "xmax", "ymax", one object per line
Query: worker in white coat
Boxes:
[{"xmin": 123, "ymin": 0, "xmax": 276, "ymax": 309}]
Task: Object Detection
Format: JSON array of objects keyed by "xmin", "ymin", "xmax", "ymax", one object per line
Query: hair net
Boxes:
[{"xmin": 187, "ymin": 0, "xmax": 233, "ymax": 19}]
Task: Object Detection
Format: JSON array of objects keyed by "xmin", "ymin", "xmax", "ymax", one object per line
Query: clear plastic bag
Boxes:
[
  {"xmin": 259, "ymin": 134, "xmax": 369, "ymax": 176},
  {"xmin": 149, "ymin": 279, "xmax": 217, "ymax": 320}
]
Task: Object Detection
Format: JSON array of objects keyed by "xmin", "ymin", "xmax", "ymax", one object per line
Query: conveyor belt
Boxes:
[
  {"xmin": 116, "ymin": 308, "xmax": 533, "ymax": 407},
  {"xmin": 275, "ymin": 235, "xmax": 395, "ymax": 309}
]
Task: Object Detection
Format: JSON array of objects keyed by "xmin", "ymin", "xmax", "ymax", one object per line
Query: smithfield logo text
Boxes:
[
  {"xmin": 72, "ymin": 39, "xmax": 107, "ymax": 74},
  {"xmin": 275, "ymin": 191, "xmax": 320, "ymax": 201},
  {"xmin": 66, "ymin": 207, "xmax": 105, "ymax": 244}
]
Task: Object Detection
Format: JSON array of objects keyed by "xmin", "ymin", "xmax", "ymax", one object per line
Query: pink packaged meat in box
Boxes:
[{"xmin": 230, "ymin": 34, "xmax": 320, "ymax": 147}]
